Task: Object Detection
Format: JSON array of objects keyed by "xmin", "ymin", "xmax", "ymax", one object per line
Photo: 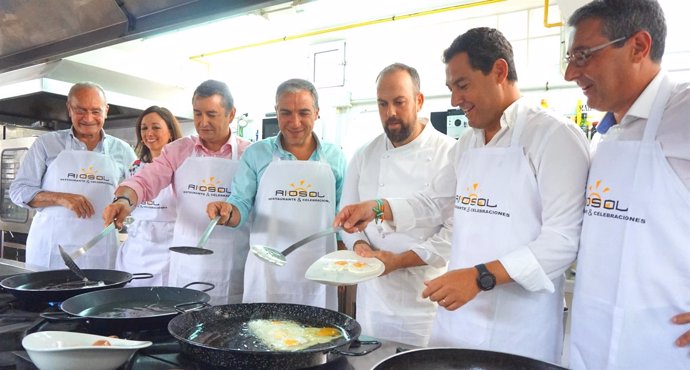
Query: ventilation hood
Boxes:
[
  {"xmin": 0, "ymin": 59, "xmax": 188, "ymax": 129},
  {"xmin": 0, "ymin": 0, "xmax": 283, "ymax": 73}
]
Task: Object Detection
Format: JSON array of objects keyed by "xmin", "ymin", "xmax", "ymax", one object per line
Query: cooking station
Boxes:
[{"xmin": 0, "ymin": 259, "xmax": 407, "ymax": 370}]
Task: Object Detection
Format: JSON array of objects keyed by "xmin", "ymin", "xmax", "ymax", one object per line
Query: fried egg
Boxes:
[
  {"xmin": 247, "ymin": 319, "xmax": 342, "ymax": 351},
  {"xmin": 323, "ymin": 259, "xmax": 378, "ymax": 274}
]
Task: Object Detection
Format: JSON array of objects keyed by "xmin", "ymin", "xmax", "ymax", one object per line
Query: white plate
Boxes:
[
  {"xmin": 22, "ymin": 331, "xmax": 152, "ymax": 370},
  {"xmin": 305, "ymin": 250, "xmax": 384, "ymax": 286}
]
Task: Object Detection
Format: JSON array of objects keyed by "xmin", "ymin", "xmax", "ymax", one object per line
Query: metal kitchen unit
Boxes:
[{"xmin": 0, "ymin": 137, "xmax": 37, "ymax": 235}]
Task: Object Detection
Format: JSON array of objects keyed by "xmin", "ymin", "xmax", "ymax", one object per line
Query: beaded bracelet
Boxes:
[{"xmin": 372, "ymin": 199, "xmax": 385, "ymax": 224}]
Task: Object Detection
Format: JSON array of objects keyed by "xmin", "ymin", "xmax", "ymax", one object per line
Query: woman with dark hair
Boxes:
[{"xmin": 116, "ymin": 106, "xmax": 183, "ymax": 286}]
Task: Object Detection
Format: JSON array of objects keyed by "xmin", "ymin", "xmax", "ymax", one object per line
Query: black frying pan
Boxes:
[
  {"xmin": 46, "ymin": 283, "xmax": 213, "ymax": 334},
  {"xmin": 371, "ymin": 347, "xmax": 568, "ymax": 370},
  {"xmin": 0, "ymin": 269, "xmax": 152, "ymax": 303},
  {"xmin": 168, "ymin": 303, "xmax": 380, "ymax": 370}
]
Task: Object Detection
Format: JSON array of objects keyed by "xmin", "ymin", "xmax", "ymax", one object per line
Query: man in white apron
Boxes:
[
  {"xmin": 334, "ymin": 28, "xmax": 590, "ymax": 365},
  {"xmin": 339, "ymin": 63, "xmax": 455, "ymax": 347},
  {"xmin": 207, "ymin": 79, "xmax": 347, "ymax": 310},
  {"xmin": 564, "ymin": 1, "xmax": 690, "ymax": 368},
  {"xmin": 104, "ymin": 80, "xmax": 252, "ymax": 304},
  {"xmin": 10, "ymin": 82, "xmax": 135, "ymax": 269}
]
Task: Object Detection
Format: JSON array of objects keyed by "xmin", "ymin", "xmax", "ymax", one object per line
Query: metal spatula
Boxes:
[
  {"xmin": 58, "ymin": 245, "xmax": 88, "ymax": 281},
  {"xmin": 250, "ymin": 227, "xmax": 342, "ymax": 267},
  {"xmin": 58, "ymin": 223, "xmax": 116, "ymax": 280}
]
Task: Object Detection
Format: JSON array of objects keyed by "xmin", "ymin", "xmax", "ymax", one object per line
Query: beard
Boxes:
[{"xmin": 383, "ymin": 118, "xmax": 412, "ymax": 144}]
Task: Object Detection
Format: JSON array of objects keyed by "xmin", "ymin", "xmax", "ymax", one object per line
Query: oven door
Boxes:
[{"xmin": 0, "ymin": 137, "xmax": 38, "ymax": 234}]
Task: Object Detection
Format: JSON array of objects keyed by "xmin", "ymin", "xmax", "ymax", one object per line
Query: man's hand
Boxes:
[
  {"xmin": 207, "ymin": 201, "xmax": 235, "ymax": 227},
  {"xmin": 422, "ymin": 268, "xmax": 480, "ymax": 311},
  {"xmin": 57, "ymin": 193, "xmax": 95, "ymax": 218},
  {"xmin": 672, "ymin": 312, "xmax": 690, "ymax": 347},
  {"xmin": 333, "ymin": 200, "xmax": 378, "ymax": 233},
  {"xmin": 103, "ymin": 202, "xmax": 132, "ymax": 229},
  {"xmin": 354, "ymin": 242, "xmax": 397, "ymax": 276}
]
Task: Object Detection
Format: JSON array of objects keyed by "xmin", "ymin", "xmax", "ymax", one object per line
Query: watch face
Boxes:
[{"xmin": 479, "ymin": 273, "xmax": 496, "ymax": 290}]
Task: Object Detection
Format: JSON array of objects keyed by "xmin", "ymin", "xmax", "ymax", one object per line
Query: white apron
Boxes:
[
  {"xmin": 570, "ymin": 75, "xmax": 690, "ymax": 370},
  {"xmin": 357, "ymin": 141, "xmax": 447, "ymax": 347},
  {"xmin": 26, "ymin": 137, "xmax": 120, "ymax": 269},
  {"xmin": 243, "ymin": 151, "xmax": 337, "ymax": 310},
  {"xmin": 429, "ymin": 108, "xmax": 564, "ymax": 364},
  {"xmin": 116, "ymin": 161, "xmax": 177, "ymax": 286},
  {"xmin": 168, "ymin": 139, "xmax": 249, "ymax": 305}
]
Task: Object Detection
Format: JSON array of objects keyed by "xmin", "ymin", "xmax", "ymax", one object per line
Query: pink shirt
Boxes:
[{"xmin": 121, "ymin": 135, "xmax": 251, "ymax": 203}]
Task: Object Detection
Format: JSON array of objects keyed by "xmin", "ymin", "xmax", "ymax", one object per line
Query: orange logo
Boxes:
[
  {"xmin": 586, "ymin": 180, "xmax": 627, "ymax": 211},
  {"xmin": 274, "ymin": 179, "xmax": 325, "ymax": 198},
  {"xmin": 67, "ymin": 165, "xmax": 110, "ymax": 182},
  {"xmin": 456, "ymin": 183, "xmax": 496, "ymax": 207},
  {"xmin": 187, "ymin": 176, "xmax": 230, "ymax": 193}
]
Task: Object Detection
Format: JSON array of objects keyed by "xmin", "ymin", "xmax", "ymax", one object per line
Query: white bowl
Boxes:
[{"xmin": 22, "ymin": 331, "xmax": 152, "ymax": 370}]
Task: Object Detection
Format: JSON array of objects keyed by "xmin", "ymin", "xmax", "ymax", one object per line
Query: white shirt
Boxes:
[
  {"xmin": 594, "ymin": 71, "xmax": 690, "ymax": 190},
  {"xmin": 340, "ymin": 120, "xmax": 455, "ymax": 267},
  {"xmin": 388, "ymin": 98, "xmax": 591, "ymax": 291}
]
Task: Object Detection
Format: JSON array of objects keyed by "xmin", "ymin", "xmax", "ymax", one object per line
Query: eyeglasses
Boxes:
[
  {"xmin": 564, "ymin": 36, "xmax": 628, "ymax": 67},
  {"xmin": 69, "ymin": 106, "xmax": 105, "ymax": 117}
]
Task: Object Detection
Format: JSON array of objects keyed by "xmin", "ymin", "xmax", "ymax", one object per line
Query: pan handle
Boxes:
[
  {"xmin": 39, "ymin": 311, "xmax": 87, "ymax": 322},
  {"xmin": 174, "ymin": 301, "xmax": 211, "ymax": 313},
  {"xmin": 182, "ymin": 281, "xmax": 215, "ymax": 292},
  {"xmin": 131, "ymin": 273, "xmax": 154, "ymax": 280},
  {"xmin": 332, "ymin": 337, "xmax": 382, "ymax": 357}
]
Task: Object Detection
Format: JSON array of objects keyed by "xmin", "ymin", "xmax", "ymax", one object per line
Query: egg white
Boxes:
[{"xmin": 247, "ymin": 319, "xmax": 342, "ymax": 351}]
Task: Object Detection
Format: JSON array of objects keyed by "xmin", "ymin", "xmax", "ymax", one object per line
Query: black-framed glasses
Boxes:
[{"xmin": 564, "ymin": 36, "xmax": 628, "ymax": 67}]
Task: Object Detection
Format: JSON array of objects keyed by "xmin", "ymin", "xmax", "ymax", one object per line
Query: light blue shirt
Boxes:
[
  {"xmin": 228, "ymin": 133, "xmax": 347, "ymax": 227},
  {"xmin": 9, "ymin": 128, "xmax": 136, "ymax": 208}
]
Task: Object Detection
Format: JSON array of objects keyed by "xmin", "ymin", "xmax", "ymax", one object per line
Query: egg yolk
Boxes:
[
  {"xmin": 316, "ymin": 327, "xmax": 340, "ymax": 337},
  {"xmin": 351, "ymin": 261, "xmax": 367, "ymax": 269},
  {"xmin": 334, "ymin": 260, "xmax": 348, "ymax": 266},
  {"xmin": 283, "ymin": 338, "xmax": 300, "ymax": 346}
]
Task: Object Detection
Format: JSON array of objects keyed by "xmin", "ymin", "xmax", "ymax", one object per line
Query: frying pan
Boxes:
[
  {"xmin": 42, "ymin": 283, "xmax": 213, "ymax": 334},
  {"xmin": 168, "ymin": 303, "xmax": 380, "ymax": 370},
  {"xmin": 371, "ymin": 347, "xmax": 568, "ymax": 370},
  {"xmin": 0, "ymin": 269, "xmax": 152, "ymax": 303}
]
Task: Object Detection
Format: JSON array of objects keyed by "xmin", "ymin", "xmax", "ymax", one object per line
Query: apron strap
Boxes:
[{"xmin": 642, "ymin": 74, "xmax": 673, "ymax": 142}]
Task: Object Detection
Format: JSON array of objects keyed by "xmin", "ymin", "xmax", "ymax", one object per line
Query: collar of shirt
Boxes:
[
  {"xmin": 470, "ymin": 97, "xmax": 524, "ymax": 146},
  {"xmin": 618, "ymin": 70, "xmax": 665, "ymax": 127},
  {"xmin": 191, "ymin": 134, "xmax": 235, "ymax": 157},
  {"xmin": 272, "ymin": 132, "xmax": 323, "ymax": 160},
  {"xmin": 68, "ymin": 127, "xmax": 106, "ymax": 151}
]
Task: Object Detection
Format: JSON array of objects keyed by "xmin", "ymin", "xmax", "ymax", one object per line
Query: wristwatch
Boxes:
[
  {"xmin": 475, "ymin": 263, "xmax": 496, "ymax": 291},
  {"xmin": 112, "ymin": 195, "xmax": 133, "ymax": 207}
]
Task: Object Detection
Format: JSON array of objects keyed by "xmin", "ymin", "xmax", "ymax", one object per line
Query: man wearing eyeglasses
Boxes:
[
  {"xmin": 334, "ymin": 27, "xmax": 590, "ymax": 364},
  {"xmin": 564, "ymin": 1, "xmax": 690, "ymax": 369},
  {"xmin": 9, "ymin": 82, "xmax": 136, "ymax": 269}
]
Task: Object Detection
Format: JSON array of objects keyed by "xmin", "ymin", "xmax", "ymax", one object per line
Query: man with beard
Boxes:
[
  {"xmin": 338, "ymin": 63, "xmax": 455, "ymax": 346},
  {"xmin": 334, "ymin": 28, "xmax": 590, "ymax": 364}
]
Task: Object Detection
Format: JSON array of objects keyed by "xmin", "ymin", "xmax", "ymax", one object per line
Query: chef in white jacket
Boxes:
[
  {"xmin": 339, "ymin": 63, "xmax": 454, "ymax": 347},
  {"xmin": 10, "ymin": 82, "xmax": 135, "ymax": 269},
  {"xmin": 564, "ymin": 1, "xmax": 690, "ymax": 368},
  {"xmin": 116, "ymin": 106, "xmax": 183, "ymax": 286},
  {"xmin": 335, "ymin": 28, "xmax": 590, "ymax": 364}
]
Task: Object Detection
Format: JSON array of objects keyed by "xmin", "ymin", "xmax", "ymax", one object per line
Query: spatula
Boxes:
[
  {"xmin": 250, "ymin": 227, "xmax": 342, "ymax": 267},
  {"xmin": 58, "ymin": 223, "xmax": 116, "ymax": 280}
]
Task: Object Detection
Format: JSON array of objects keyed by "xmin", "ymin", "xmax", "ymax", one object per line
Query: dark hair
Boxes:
[
  {"xmin": 376, "ymin": 63, "xmax": 421, "ymax": 93},
  {"xmin": 442, "ymin": 27, "xmax": 518, "ymax": 82},
  {"xmin": 275, "ymin": 79, "xmax": 319, "ymax": 110},
  {"xmin": 192, "ymin": 79, "xmax": 234, "ymax": 112},
  {"xmin": 134, "ymin": 106, "xmax": 183, "ymax": 163},
  {"xmin": 568, "ymin": 0, "xmax": 666, "ymax": 62},
  {"xmin": 68, "ymin": 82, "xmax": 107, "ymax": 104}
]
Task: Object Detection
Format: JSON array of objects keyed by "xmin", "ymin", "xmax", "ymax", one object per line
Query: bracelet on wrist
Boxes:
[
  {"xmin": 112, "ymin": 195, "xmax": 133, "ymax": 208},
  {"xmin": 372, "ymin": 199, "xmax": 385, "ymax": 224}
]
